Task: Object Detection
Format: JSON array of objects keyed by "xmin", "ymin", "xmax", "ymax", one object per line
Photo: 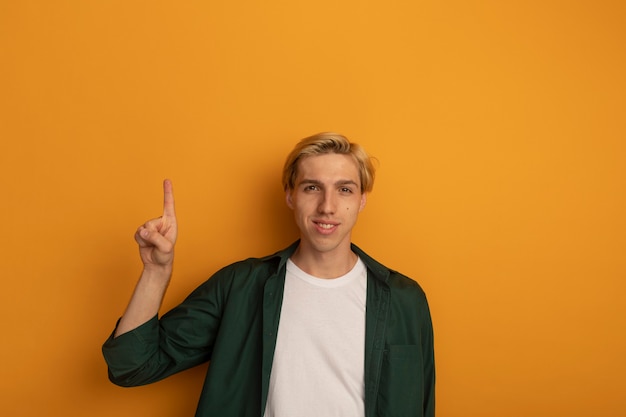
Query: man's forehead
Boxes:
[{"xmin": 295, "ymin": 153, "xmax": 361, "ymax": 183}]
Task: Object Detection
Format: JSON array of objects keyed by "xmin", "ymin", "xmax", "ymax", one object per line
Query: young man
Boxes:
[{"xmin": 103, "ymin": 132, "xmax": 435, "ymax": 417}]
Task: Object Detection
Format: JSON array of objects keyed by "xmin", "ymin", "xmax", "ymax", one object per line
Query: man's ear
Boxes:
[
  {"xmin": 285, "ymin": 189, "xmax": 294, "ymax": 209},
  {"xmin": 359, "ymin": 193, "xmax": 367, "ymax": 212}
]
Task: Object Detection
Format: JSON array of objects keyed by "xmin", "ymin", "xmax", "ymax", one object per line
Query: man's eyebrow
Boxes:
[
  {"xmin": 297, "ymin": 179, "xmax": 323, "ymax": 186},
  {"xmin": 297, "ymin": 179, "xmax": 359, "ymax": 186},
  {"xmin": 335, "ymin": 180, "xmax": 359, "ymax": 187}
]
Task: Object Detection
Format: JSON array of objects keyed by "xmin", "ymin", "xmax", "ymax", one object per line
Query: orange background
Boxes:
[{"xmin": 1, "ymin": 1, "xmax": 625, "ymax": 416}]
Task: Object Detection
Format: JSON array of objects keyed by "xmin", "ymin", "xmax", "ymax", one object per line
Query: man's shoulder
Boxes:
[
  {"xmin": 211, "ymin": 241, "xmax": 297, "ymax": 279},
  {"xmin": 386, "ymin": 269, "xmax": 427, "ymax": 297},
  {"xmin": 352, "ymin": 243, "xmax": 427, "ymax": 298}
]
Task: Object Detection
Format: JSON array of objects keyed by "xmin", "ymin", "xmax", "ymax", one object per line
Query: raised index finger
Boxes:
[{"xmin": 162, "ymin": 179, "xmax": 176, "ymax": 218}]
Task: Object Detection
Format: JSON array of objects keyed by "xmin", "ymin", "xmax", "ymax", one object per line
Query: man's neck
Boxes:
[{"xmin": 290, "ymin": 242, "xmax": 358, "ymax": 279}]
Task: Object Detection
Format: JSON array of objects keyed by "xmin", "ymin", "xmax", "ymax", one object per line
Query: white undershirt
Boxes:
[{"xmin": 264, "ymin": 257, "xmax": 367, "ymax": 417}]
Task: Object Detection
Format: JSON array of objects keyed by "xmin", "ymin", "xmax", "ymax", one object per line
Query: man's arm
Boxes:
[{"xmin": 114, "ymin": 179, "xmax": 178, "ymax": 337}]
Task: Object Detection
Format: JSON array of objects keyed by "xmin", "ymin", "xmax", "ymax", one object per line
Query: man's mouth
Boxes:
[{"xmin": 313, "ymin": 221, "xmax": 339, "ymax": 233}]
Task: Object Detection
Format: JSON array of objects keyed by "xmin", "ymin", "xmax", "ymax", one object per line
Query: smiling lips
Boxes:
[{"xmin": 313, "ymin": 221, "xmax": 339, "ymax": 234}]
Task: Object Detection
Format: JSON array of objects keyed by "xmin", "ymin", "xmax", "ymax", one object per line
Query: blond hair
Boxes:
[{"xmin": 282, "ymin": 132, "xmax": 376, "ymax": 192}]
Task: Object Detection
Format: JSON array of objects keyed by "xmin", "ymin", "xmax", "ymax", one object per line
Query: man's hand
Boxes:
[
  {"xmin": 134, "ymin": 179, "xmax": 178, "ymax": 270},
  {"xmin": 114, "ymin": 179, "xmax": 178, "ymax": 337}
]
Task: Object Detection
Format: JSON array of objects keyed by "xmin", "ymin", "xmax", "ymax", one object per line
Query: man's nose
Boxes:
[{"xmin": 318, "ymin": 191, "xmax": 336, "ymax": 214}]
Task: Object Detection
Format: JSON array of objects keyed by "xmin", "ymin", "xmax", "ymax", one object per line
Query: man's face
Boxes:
[{"xmin": 286, "ymin": 153, "xmax": 367, "ymax": 257}]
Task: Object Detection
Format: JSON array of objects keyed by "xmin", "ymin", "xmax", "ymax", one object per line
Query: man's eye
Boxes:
[
  {"xmin": 305, "ymin": 185, "xmax": 318, "ymax": 191},
  {"xmin": 340, "ymin": 187, "xmax": 353, "ymax": 193}
]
